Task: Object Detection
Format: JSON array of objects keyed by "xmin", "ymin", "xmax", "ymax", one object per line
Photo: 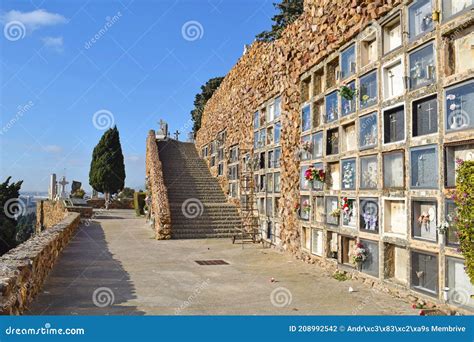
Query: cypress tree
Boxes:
[{"xmin": 89, "ymin": 127, "xmax": 126, "ymax": 202}]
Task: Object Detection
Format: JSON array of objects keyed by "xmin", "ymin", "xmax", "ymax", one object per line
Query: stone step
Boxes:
[
  {"xmin": 171, "ymin": 219, "xmax": 242, "ymax": 225},
  {"xmin": 162, "ymin": 172, "xmax": 214, "ymax": 177},
  {"xmin": 169, "ymin": 209, "xmax": 240, "ymax": 216},
  {"xmin": 167, "ymin": 192, "xmax": 226, "ymax": 197},
  {"xmin": 171, "ymin": 224, "xmax": 241, "ymax": 230},
  {"xmin": 171, "ymin": 233, "xmax": 237, "ymax": 239},
  {"xmin": 167, "ymin": 193, "xmax": 227, "ymax": 198},
  {"xmin": 168, "ymin": 196, "xmax": 227, "ymax": 201},
  {"xmin": 168, "ymin": 192, "xmax": 226, "ymax": 196},
  {"xmin": 166, "ymin": 184, "xmax": 222, "ymax": 188},
  {"xmin": 169, "ymin": 212, "xmax": 241, "ymax": 219},
  {"xmin": 171, "ymin": 228, "xmax": 240, "ymax": 234},
  {"xmin": 156, "ymin": 139, "xmax": 243, "ymax": 239}
]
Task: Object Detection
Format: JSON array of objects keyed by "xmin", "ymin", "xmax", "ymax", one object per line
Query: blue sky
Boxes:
[{"xmin": 0, "ymin": 0, "xmax": 275, "ymax": 192}]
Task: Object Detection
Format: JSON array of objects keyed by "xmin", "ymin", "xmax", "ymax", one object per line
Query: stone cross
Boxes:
[
  {"xmin": 425, "ymin": 102, "xmax": 434, "ymax": 130},
  {"xmin": 58, "ymin": 176, "xmax": 69, "ymax": 199},
  {"xmin": 388, "ymin": 70, "xmax": 395, "ymax": 97},
  {"xmin": 174, "ymin": 130, "xmax": 180, "ymax": 140}
]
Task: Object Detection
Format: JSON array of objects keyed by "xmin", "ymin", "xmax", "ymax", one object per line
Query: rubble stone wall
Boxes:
[
  {"xmin": 196, "ymin": 0, "xmax": 403, "ymax": 253},
  {"xmin": 0, "ymin": 213, "xmax": 80, "ymax": 315},
  {"xmin": 146, "ymin": 131, "xmax": 172, "ymax": 239},
  {"xmin": 87, "ymin": 198, "xmax": 134, "ymax": 210},
  {"xmin": 35, "ymin": 200, "xmax": 67, "ymax": 232}
]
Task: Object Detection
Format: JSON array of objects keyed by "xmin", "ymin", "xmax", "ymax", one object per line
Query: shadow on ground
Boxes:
[{"xmin": 27, "ymin": 220, "xmax": 145, "ymax": 315}]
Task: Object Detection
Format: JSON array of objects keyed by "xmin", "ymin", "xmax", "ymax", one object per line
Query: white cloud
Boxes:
[
  {"xmin": 42, "ymin": 36, "xmax": 63, "ymax": 52},
  {"xmin": 43, "ymin": 145, "xmax": 63, "ymax": 154},
  {"xmin": 125, "ymin": 154, "xmax": 143, "ymax": 163},
  {"xmin": 1, "ymin": 9, "xmax": 67, "ymax": 33}
]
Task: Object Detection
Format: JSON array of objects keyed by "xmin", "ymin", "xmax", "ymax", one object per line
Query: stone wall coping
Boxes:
[
  {"xmin": 146, "ymin": 130, "xmax": 172, "ymax": 239},
  {"xmin": 0, "ymin": 212, "xmax": 80, "ymax": 314}
]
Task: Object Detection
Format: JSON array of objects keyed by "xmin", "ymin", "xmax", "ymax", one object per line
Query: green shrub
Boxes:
[
  {"xmin": 453, "ymin": 160, "xmax": 474, "ymax": 283},
  {"xmin": 71, "ymin": 188, "xmax": 85, "ymax": 199},
  {"xmin": 332, "ymin": 271, "xmax": 349, "ymax": 282},
  {"xmin": 134, "ymin": 192, "xmax": 146, "ymax": 216}
]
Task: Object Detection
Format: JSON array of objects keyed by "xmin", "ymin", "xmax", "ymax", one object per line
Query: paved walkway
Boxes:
[{"xmin": 28, "ymin": 210, "xmax": 414, "ymax": 315}]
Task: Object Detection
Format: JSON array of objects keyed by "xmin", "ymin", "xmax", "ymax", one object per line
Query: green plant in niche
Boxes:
[
  {"xmin": 453, "ymin": 159, "xmax": 474, "ymax": 283},
  {"xmin": 339, "ymin": 85, "xmax": 357, "ymax": 100},
  {"xmin": 332, "ymin": 271, "xmax": 349, "ymax": 281}
]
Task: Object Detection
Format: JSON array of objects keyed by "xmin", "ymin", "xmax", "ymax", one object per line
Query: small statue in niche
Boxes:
[
  {"xmin": 411, "ymin": 61, "xmax": 422, "ymax": 80},
  {"xmin": 418, "ymin": 211, "xmax": 431, "ymax": 231},
  {"xmin": 421, "ymin": 14, "xmax": 432, "ymax": 31}
]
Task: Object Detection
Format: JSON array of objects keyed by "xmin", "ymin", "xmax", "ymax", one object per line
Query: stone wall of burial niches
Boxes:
[
  {"xmin": 196, "ymin": 0, "xmax": 403, "ymax": 254},
  {"xmin": 195, "ymin": 0, "xmax": 474, "ymax": 313}
]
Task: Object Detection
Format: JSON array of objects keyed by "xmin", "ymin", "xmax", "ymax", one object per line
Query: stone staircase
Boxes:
[{"xmin": 157, "ymin": 139, "xmax": 242, "ymax": 239}]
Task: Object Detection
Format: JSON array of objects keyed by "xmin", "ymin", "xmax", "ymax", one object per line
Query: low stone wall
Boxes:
[
  {"xmin": 87, "ymin": 198, "xmax": 134, "ymax": 210},
  {"xmin": 146, "ymin": 130, "xmax": 172, "ymax": 239},
  {"xmin": 0, "ymin": 212, "xmax": 81, "ymax": 315},
  {"xmin": 66, "ymin": 206, "xmax": 93, "ymax": 218},
  {"xmin": 36, "ymin": 200, "xmax": 67, "ymax": 232}
]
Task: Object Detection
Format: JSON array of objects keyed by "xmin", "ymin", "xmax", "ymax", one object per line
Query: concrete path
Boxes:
[{"xmin": 28, "ymin": 209, "xmax": 414, "ymax": 315}]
